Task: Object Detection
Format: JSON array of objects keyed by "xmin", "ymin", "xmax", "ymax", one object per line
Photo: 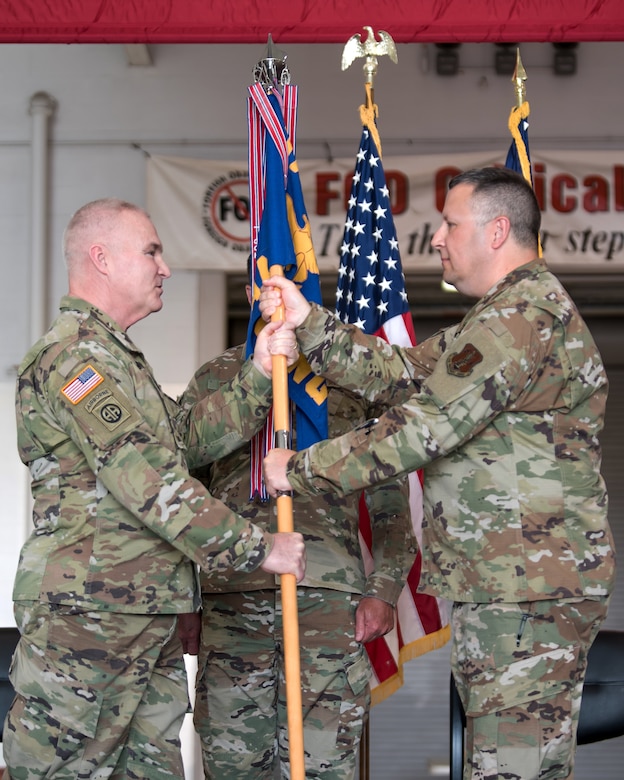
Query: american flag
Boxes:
[
  {"xmin": 337, "ymin": 123, "xmax": 450, "ymax": 705},
  {"xmin": 61, "ymin": 365, "xmax": 103, "ymax": 404}
]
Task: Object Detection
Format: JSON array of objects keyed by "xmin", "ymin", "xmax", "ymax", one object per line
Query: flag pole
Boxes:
[
  {"xmin": 512, "ymin": 47, "xmax": 527, "ymax": 109},
  {"xmin": 270, "ymin": 264, "xmax": 305, "ymax": 780},
  {"xmin": 252, "ymin": 37, "xmax": 305, "ymax": 780},
  {"xmin": 340, "ymin": 28, "xmax": 399, "ymax": 780}
]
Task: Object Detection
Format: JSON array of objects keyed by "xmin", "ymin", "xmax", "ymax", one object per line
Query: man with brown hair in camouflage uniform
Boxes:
[
  {"xmin": 4, "ymin": 198, "xmax": 305, "ymax": 779},
  {"xmin": 261, "ymin": 167, "xmax": 616, "ymax": 780},
  {"xmin": 179, "ymin": 278, "xmax": 416, "ymax": 779}
]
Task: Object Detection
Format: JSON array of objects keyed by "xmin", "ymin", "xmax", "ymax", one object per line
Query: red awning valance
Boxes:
[{"xmin": 0, "ymin": 0, "xmax": 623, "ymax": 44}]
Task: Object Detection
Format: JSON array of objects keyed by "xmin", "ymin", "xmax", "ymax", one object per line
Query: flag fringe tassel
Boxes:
[{"xmin": 370, "ymin": 623, "xmax": 451, "ymax": 707}]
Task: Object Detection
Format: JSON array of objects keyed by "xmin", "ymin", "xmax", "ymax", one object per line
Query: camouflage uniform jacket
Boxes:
[
  {"xmin": 286, "ymin": 259, "xmax": 616, "ymax": 604},
  {"xmin": 14, "ymin": 296, "xmax": 276, "ymax": 614},
  {"xmin": 181, "ymin": 344, "xmax": 416, "ymax": 604}
]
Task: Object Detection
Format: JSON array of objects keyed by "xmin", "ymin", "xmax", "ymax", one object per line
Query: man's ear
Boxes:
[
  {"xmin": 491, "ymin": 216, "xmax": 511, "ymax": 249},
  {"xmin": 88, "ymin": 243, "xmax": 108, "ymax": 274}
]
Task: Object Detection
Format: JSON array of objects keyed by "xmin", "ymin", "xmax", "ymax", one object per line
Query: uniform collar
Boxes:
[
  {"xmin": 481, "ymin": 257, "xmax": 547, "ymax": 303},
  {"xmin": 59, "ymin": 295, "xmax": 142, "ymax": 354}
]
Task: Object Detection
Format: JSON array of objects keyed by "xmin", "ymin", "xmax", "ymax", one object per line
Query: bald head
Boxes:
[
  {"xmin": 63, "ymin": 198, "xmax": 149, "ymax": 274},
  {"xmin": 63, "ymin": 198, "xmax": 170, "ymax": 330}
]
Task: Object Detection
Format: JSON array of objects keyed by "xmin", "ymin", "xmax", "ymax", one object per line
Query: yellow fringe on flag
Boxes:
[{"xmin": 370, "ymin": 623, "xmax": 452, "ymax": 707}]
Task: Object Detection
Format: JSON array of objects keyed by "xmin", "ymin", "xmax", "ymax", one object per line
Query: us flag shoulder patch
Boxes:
[{"xmin": 62, "ymin": 365, "xmax": 104, "ymax": 404}]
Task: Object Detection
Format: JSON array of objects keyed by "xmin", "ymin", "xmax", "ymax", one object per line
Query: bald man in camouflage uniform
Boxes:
[
  {"xmin": 261, "ymin": 167, "xmax": 616, "ymax": 780},
  {"xmin": 4, "ymin": 198, "xmax": 305, "ymax": 780},
  {"xmin": 181, "ymin": 339, "xmax": 416, "ymax": 779}
]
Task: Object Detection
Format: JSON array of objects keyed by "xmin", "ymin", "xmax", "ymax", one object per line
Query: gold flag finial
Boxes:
[
  {"xmin": 341, "ymin": 26, "xmax": 398, "ymax": 89},
  {"xmin": 512, "ymin": 48, "xmax": 527, "ymax": 107},
  {"xmin": 341, "ymin": 27, "xmax": 397, "ymax": 155}
]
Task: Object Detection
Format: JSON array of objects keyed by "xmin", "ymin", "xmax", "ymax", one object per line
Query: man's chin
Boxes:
[{"xmin": 441, "ymin": 269, "xmax": 457, "ymax": 289}]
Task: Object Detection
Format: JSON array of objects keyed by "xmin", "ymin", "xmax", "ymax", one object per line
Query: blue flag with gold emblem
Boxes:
[
  {"xmin": 505, "ymin": 95, "xmax": 542, "ymax": 256},
  {"xmin": 505, "ymin": 100, "xmax": 533, "ymax": 184},
  {"xmin": 246, "ymin": 83, "xmax": 327, "ymax": 497}
]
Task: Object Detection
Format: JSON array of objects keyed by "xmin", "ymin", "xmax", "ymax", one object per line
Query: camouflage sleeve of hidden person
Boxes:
[
  {"xmin": 353, "ymin": 412, "xmax": 418, "ymax": 605},
  {"xmin": 177, "ymin": 347, "xmax": 275, "ymax": 470}
]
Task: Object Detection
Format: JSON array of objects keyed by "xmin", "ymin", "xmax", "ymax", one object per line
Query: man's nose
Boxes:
[
  {"xmin": 158, "ymin": 256, "xmax": 172, "ymax": 278},
  {"xmin": 431, "ymin": 224, "xmax": 445, "ymax": 249}
]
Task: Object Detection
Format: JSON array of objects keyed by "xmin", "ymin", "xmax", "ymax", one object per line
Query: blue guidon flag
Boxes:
[
  {"xmin": 505, "ymin": 98, "xmax": 532, "ymax": 184},
  {"xmin": 246, "ymin": 82, "xmax": 328, "ymax": 499},
  {"xmin": 505, "ymin": 83, "xmax": 541, "ymax": 256}
]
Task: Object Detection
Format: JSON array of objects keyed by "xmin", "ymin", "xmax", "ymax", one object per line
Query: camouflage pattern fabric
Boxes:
[
  {"xmin": 7, "ymin": 295, "xmax": 284, "ymax": 776},
  {"xmin": 4, "ymin": 603, "xmax": 188, "ymax": 779},
  {"xmin": 194, "ymin": 589, "xmax": 371, "ymax": 780},
  {"xmin": 451, "ymin": 597, "xmax": 609, "ymax": 780},
  {"xmin": 282, "ymin": 258, "xmax": 615, "ymax": 779},
  {"xmin": 14, "ymin": 296, "xmax": 276, "ymax": 615},
  {"xmin": 181, "ymin": 344, "xmax": 415, "ymax": 599},
  {"xmin": 287, "ymin": 259, "xmax": 616, "ymax": 604},
  {"xmin": 181, "ymin": 345, "xmax": 416, "ymax": 778}
]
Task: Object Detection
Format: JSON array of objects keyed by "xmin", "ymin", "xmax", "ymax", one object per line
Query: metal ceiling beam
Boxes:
[{"xmin": 124, "ymin": 44, "xmax": 153, "ymax": 67}]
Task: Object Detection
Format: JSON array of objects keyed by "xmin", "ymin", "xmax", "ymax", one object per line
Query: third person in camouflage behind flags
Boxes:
[
  {"xmin": 179, "ymin": 274, "xmax": 416, "ymax": 780},
  {"xmin": 260, "ymin": 167, "xmax": 616, "ymax": 780},
  {"xmin": 4, "ymin": 198, "xmax": 304, "ymax": 780}
]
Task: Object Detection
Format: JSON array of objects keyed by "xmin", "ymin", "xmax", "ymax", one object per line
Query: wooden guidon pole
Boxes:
[{"xmin": 269, "ymin": 263, "xmax": 305, "ymax": 779}]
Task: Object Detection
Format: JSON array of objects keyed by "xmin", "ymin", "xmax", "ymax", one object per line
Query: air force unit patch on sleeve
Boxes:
[
  {"xmin": 61, "ymin": 365, "xmax": 104, "ymax": 403},
  {"xmin": 447, "ymin": 344, "xmax": 484, "ymax": 377}
]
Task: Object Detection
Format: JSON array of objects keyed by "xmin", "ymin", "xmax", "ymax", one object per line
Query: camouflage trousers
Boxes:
[
  {"xmin": 451, "ymin": 596, "xmax": 610, "ymax": 780},
  {"xmin": 194, "ymin": 588, "xmax": 372, "ymax": 780},
  {"xmin": 3, "ymin": 602, "xmax": 189, "ymax": 780}
]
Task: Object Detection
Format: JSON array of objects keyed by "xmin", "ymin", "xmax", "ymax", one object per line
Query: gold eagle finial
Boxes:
[{"xmin": 341, "ymin": 26, "xmax": 398, "ymax": 85}]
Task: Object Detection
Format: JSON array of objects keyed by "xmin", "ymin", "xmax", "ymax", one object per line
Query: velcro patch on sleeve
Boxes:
[
  {"xmin": 85, "ymin": 387, "xmax": 133, "ymax": 432},
  {"xmin": 446, "ymin": 344, "xmax": 484, "ymax": 377},
  {"xmin": 61, "ymin": 365, "xmax": 104, "ymax": 404}
]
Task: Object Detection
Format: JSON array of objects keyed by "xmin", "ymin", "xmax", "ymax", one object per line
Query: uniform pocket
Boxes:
[
  {"xmin": 453, "ymin": 601, "xmax": 583, "ymax": 718},
  {"xmin": 344, "ymin": 648, "xmax": 372, "ymax": 697},
  {"xmin": 463, "ymin": 643, "xmax": 580, "ymax": 716},
  {"xmin": 9, "ymin": 638, "xmax": 103, "ymax": 737}
]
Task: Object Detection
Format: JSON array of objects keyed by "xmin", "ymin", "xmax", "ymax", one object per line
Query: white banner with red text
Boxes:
[{"xmin": 146, "ymin": 150, "xmax": 624, "ymax": 274}]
